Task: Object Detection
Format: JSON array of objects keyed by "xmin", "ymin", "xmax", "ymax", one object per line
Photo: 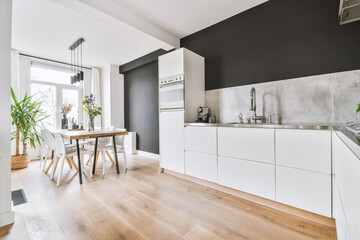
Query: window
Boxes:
[{"xmin": 30, "ymin": 63, "xmax": 83, "ymax": 130}]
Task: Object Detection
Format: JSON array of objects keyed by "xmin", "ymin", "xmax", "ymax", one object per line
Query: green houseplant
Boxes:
[
  {"xmin": 357, "ymin": 103, "xmax": 360, "ymax": 114},
  {"xmin": 11, "ymin": 88, "xmax": 48, "ymax": 169},
  {"xmin": 82, "ymin": 94, "xmax": 102, "ymax": 132}
]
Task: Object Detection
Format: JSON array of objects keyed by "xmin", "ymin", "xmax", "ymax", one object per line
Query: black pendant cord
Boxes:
[{"xmin": 68, "ymin": 38, "xmax": 86, "ymax": 84}]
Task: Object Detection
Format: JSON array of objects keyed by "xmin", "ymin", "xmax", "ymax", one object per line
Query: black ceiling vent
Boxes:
[{"xmin": 339, "ymin": 0, "xmax": 360, "ymax": 25}]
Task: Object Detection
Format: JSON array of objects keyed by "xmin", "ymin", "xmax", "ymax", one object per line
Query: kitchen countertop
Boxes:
[
  {"xmin": 335, "ymin": 124, "xmax": 360, "ymax": 148},
  {"xmin": 184, "ymin": 122, "xmax": 336, "ymax": 130}
]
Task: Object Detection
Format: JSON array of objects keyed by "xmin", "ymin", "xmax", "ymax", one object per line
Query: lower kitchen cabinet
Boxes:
[
  {"xmin": 185, "ymin": 151, "xmax": 217, "ymax": 183},
  {"xmin": 333, "ymin": 133, "xmax": 360, "ymax": 240},
  {"xmin": 276, "ymin": 166, "xmax": 331, "ymax": 217},
  {"xmin": 334, "ymin": 178, "xmax": 351, "ymax": 240},
  {"xmin": 218, "ymin": 156, "xmax": 275, "ymax": 200}
]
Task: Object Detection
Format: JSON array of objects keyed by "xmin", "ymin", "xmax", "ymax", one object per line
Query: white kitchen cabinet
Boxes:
[
  {"xmin": 159, "ymin": 111, "xmax": 184, "ymax": 173},
  {"xmin": 276, "ymin": 129, "xmax": 331, "ymax": 174},
  {"xmin": 218, "ymin": 127, "xmax": 274, "ymax": 164},
  {"xmin": 334, "ymin": 177, "xmax": 351, "ymax": 240},
  {"xmin": 185, "ymin": 126, "xmax": 217, "ymax": 155},
  {"xmin": 276, "ymin": 166, "xmax": 331, "ymax": 217},
  {"xmin": 218, "ymin": 156, "xmax": 275, "ymax": 200},
  {"xmin": 159, "ymin": 49, "xmax": 184, "ymax": 79},
  {"xmin": 333, "ymin": 133, "xmax": 360, "ymax": 240},
  {"xmin": 185, "ymin": 151, "xmax": 217, "ymax": 183}
]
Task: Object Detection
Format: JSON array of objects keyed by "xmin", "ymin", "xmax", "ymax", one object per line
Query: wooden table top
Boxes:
[{"xmin": 58, "ymin": 129, "xmax": 128, "ymax": 140}]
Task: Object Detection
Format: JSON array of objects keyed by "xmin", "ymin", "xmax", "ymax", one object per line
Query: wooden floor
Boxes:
[{"xmin": 0, "ymin": 155, "xmax": 337, "ymax": 240}]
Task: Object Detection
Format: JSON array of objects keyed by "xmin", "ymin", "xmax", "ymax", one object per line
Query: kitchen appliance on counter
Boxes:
[
  {"xmin": 197, "ymin": 107, "xmax": 209, "ymax": 122},
  {"xmin": 159, "ymin": 48, "xmax": 205, "ymax": 174}
]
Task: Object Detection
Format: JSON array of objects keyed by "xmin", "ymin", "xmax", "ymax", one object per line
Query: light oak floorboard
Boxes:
[{"xmin": 0, "ymin": 155, "xmax": 337, "ymax": 240}]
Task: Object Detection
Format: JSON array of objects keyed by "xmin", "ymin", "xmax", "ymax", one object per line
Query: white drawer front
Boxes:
[
  {"xmin": 276, "ymin": 166, "xmax": 331, "ymax": 217},
  {"xmin": 218, "ymin": 127, "xmax": 275, "ymax": 164},
  {"xmin": 185, "ymin": 127, "xmax": 217, "ymax": 155},
  {"xmin": 276, "ymin": 129, "xmax": 331, "ymax": 174},
  {"xmin": 185, "ymin": 151, "xmax": 217, "ymax": 183},
  {"xmin": 218, "ymin": 156, "xmax": 275, "ymax": 200}
]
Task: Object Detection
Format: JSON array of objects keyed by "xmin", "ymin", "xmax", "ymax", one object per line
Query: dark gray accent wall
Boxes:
[
  {"xmin": 181, "ymin": 0, "xmax": 360, "ymax": 90},
  {"xmin": 123, "ymin": 61, "xmax": 160, "ymax": 154}
]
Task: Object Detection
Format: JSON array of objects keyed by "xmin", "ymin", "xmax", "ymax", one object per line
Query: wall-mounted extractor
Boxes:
[
  {"xmin": 69, "ymin": 38, "xmax": 85, "ymax": 84},
  {"xmin": 339, "ymin": 0, "xmax": 360, "ymax": 25}
]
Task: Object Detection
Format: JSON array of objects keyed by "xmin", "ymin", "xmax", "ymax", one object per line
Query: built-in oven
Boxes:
[{"xmin": 159, "ymin": 74, "xmax": 184, "ymax": 111}]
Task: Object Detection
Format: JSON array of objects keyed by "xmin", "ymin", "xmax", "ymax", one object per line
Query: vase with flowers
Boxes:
[
  {"xmin": 60, "ymin": 103, "xmax": 72, "ymax": 129},
  {"xmin": 82, "ymin": 94, "xmax": 102, "ymax": 132}
]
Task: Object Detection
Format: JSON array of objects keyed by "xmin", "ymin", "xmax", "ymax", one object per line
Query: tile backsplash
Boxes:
[{"xmin": 205, "ymin": 70, "xmax": 360, "ymax": 124}]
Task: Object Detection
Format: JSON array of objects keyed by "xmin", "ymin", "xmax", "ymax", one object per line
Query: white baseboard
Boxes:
[
  {"xmin": 137, "ymin": 150, "xmax": 160, "ymax": 160},
  {"xmin": 0, "ymin": 202, "xmax": 15, "ymax": 227}
]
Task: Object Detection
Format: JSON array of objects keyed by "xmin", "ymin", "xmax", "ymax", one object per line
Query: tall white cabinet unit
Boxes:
[{"xmin": 159, "ymin": 48, "xmax": 204, "ymax": 174}]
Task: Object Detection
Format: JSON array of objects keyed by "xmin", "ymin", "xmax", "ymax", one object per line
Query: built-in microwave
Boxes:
[{"xmin": 159, "ymin": 74, "xmax": 184, "ymax": 111}]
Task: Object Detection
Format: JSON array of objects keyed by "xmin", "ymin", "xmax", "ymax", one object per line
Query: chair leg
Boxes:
[
  {"xmin": 42, "ymin": 148, "xmax": 50, "ymax": 172},
  {"xmin": 95, "ymin": 151, "xmax": 100, "ymax": 168},
  {"xmin": 105, "ymin": 151, "xmax": 115, "ymax": 165},
  {"xmin": 57, "ymin": 157, "xmax": 66, "ymax": 187},
  {"xmin": 66, "ymin": 158, "xmax": 73, "ymax": 168},
  {"xmin": 81, "ymin": 154, "xmax": 85, "ymax": 173},
  {"xmin": 51, "ymin": 156, "xmax": 60, "ymax": 180},
  {"xmin": 102, "ymin": 151, "xmax": 106, "ymax": 176},
  {"xmin": 89, "ymin": 154, "xmax": 93, "ymax": 178},
  {"xmin": 86, "ymin": 152, "xmax": 94, "ymax": 166},
  {"xmin": 68, "ymin": 157, "xmax": 79, "ymax": 172},
  {"xmin": 45, "ymin": 156, "xmax": 54, "ymax": 174},
  {"xmin": 123, "ymin": 149, "xmax": 127, "ymax": 171},
  {"xmin": 40, "ymin": 147, "xmax": 44, "ymax": 167}
]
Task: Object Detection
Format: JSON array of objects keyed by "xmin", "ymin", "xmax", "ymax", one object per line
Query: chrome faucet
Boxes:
[
  {"xmin": 237, "ymin": 113, "xmax": 243, "ymax": 123},
  {"xmin": 250, "ymin": 87, "xmax": 262, "ymax": 123}
]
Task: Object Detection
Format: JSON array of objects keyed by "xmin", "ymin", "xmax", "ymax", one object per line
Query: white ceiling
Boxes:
[
  {"xmin": 112, "ymin": 0, "xmax": 268, "ymax": 38},
  {"xmin": 11, "ymin": 0, "xmax": 267, "ymax": 68},
  {"xmin": 11, "ymin": 0, "xmax": 173, "ymax": 68}
]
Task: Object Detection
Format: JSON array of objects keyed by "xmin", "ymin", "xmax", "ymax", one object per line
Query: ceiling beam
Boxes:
[{"xmin": 49, "ymin": 0, "xmax": 179, "ymax": 50}]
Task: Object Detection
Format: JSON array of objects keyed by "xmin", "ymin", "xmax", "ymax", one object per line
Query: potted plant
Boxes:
[
  {"xmin": 11, "ymin": 88, "xmax": 48, "ymax": 169},
  {"xmin": 82, "ymin": 94, "xmax": 102, "ymax": 132},
  {"xmin": 60, "ymin": 103, "xmax": 72, "ymax": 129},
  {"xmin": 357, "ymin": 103, "xmax": 360, "ymax": 114}
]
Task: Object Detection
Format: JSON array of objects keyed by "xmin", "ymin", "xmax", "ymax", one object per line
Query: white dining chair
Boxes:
[
  {"xmin": 51, "ymin": 133, "xmax": 92, "ymax": 186},
  {"xmin": 40, "ymin": 129, "xmax": 56, "ymax": 171},
  {"xmin": 41, "ymin": 129, "xmax": 77, "ymax": 173},
  {"xmin": 87, "ymin": 126, "xmax": 115, "ymax": 176},
  {"xmin": 97, "ymin": 128, "xmax": 128, "ymax": 174}
]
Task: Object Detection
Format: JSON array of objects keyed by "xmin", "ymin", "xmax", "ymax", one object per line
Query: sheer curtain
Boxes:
[
  {"xmin": 11, "ymin": 50, "xmax": 20, "ymax": 156},
  {"xmin": 91, "ymin": 68, "xmax": 102, "ymax": 128},
  {"xmin": 11, "ymin": 50, "xmax": 20, "ymax": 94}
]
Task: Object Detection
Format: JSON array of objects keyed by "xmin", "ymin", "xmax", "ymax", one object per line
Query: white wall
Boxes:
[
  {"xmin": 101, "ymin": 65, "xmax": 111, "ymax": 128},
  {"xmin": 0, "ymin": 0, "xmax": 15, "ymax": 227},
  {"xmin": 101, "ymin": 64, "xmax": 125, "ymax": 129},
  {"xmin": 110, "ymin": 65, "xmax": 124, "ymax": 128}
]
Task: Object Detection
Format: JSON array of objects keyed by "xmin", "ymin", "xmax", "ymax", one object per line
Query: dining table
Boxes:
[{"xmin": 59, "ymin": 129, "xmax": 128, "ymax": 184}]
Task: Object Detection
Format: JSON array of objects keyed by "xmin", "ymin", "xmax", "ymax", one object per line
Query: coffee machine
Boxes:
[{"xmin": 197, "ymin": 107, "xmax": 209, "ymax": 122}]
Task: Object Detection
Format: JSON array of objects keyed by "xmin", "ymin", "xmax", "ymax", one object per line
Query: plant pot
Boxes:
[{"xmin": 11, "ymin": 154, "xmax": 29, "ymax": 170}]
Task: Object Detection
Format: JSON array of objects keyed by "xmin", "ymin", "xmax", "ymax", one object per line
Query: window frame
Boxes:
[{"xmin": 30, "ymin": 63, "xmax": 84, "ymax": 129}]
